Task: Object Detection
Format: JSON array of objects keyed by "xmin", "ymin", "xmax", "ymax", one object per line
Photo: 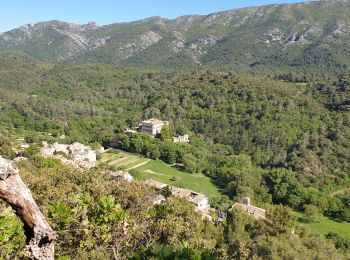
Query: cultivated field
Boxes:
[
  {"xmin": 98, "ymin": 150, "xmax": 222, "ymax": 198},
  {"xmin": 133, "ymin": 160, "xmax": 222, "ymax": 198},
  {"xmin": 99, "ymin": 150, "xmax": 150, "ymax": 170},
  {"xmin": 295, "ymin": 212, "xmax": 350, "ymax": 239}
]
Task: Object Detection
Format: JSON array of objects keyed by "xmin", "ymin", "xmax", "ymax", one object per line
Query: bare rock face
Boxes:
[
  {"xmin": 0, "ymin": 156, "xmax": 56, "ymax": 260},
  {"xmin": 116, "ymin": 31, "xmax": 162, "ymax": 60}
]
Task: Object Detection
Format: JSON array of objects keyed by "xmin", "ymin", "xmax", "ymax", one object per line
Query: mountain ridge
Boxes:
[{"xmin": 1, "ymin": 0, "xmax": 350, "ymax": 72}]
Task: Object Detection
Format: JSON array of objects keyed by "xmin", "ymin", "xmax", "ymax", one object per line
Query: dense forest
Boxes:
[{"xmin": 0, "ymin": 53, "xmax": 350, "ymax": 258}]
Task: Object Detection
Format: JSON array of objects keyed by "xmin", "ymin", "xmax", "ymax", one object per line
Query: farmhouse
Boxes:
[
  {"xmin": 140, "ymin": 118, "xmax": 168, "ymax": 136},
  {"xmin": 171, "ymin": 186, "xmax": 210, "ymax": 211},
  {"xmin": 188, "ymin": 191, "xmax": 210, "ymax": 211},
  {"xmin": 231, "ymin": 197, "xmax": 266, "ymax": 220},
  {"xmin": 145, "ymin": 180, "xmax": 210, "ymax": 212}
]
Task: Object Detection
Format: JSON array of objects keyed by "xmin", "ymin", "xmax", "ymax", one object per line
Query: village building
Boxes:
[
  {"xmin": 140, "ymin": 118, "xmax": 169, "ymax": 136},
  {"xmin": 145, "ymin": 180, "xmax": 210, "ymax": 212},
  {"xmin": 40, "ymin": 142, "xmax": 68, "ymax": 157},
  {"xmin": 172, "ymin": 134, "xmax": 189, "ymax": 143},
  {"xmin": 67, "ymin": 142, "xmax": 97, "ymax": 162},
  {"xmin": 188, "ymin": 191, "xmax": 210, "ymax": 212},
  {"xmin": 231, "ymin": 197, "xmax": 266, "ymax": 220},
  {"xmin": 40, "ymin": 142, "xmax": 97, "ymax": 168}
]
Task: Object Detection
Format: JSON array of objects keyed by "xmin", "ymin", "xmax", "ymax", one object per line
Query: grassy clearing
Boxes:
[
  {"xmin": 133, "ymin": 160, "xmax": 222, "ymax": 198},
  {"xmin": 99, "ymin": 150, "xmax": 149, "ymax": 169},
  {"xmin": 294, "ymin": 212, "xmax": 350, "ymax": 239}
]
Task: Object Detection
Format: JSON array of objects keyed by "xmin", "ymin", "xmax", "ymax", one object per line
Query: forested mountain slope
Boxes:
[
  {"xmin": 0, "ymin": 53, "xmax": 349, "ymax": 188},
  {"xmin": 1, "ymin": 0, "xmax": 350, "ymax": 72}
]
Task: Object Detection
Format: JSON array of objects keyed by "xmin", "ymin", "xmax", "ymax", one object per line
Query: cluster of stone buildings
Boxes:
[
  {"xmin": 144, "ymin": 179, "xmax": 213, "ymax": 219},
  {"xmin": 144, "ymin": 178, "xmax": 267, "ymax": 221},
  {"xmin": 40, "ymin": 142, "xmax": 97, "ymax": 168},
  {"xmin": 124, "ymin": 118, "xmax": 190, "ymax": 143},
  {"xmin": 144, "ymin": 179, "xmax": 267, "ymax": 221}
]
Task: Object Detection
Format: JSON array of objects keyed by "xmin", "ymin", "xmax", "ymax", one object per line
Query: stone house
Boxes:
[
  {"xmin": 145, "ymin": 180, "xmax": 210, "ymax": 212},
  {"xmin": 231, "ymin": 197, "xmax": 266, "ymax": 220}
]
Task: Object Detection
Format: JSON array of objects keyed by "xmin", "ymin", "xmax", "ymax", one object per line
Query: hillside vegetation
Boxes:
[{"xmin": 1, "ymin": 1, "xmax": 350, "ymax": 257}]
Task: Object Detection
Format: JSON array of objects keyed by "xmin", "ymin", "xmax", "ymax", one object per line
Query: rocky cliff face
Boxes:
[
  {"xmin": 0, "ymin": 20, "xmax": 111, "ymax": 61},
  {"xmin": 1, "ymin": 0, "xmax": 350, "ymax": 71}
]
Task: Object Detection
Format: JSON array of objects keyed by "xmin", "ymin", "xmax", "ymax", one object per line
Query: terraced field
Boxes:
[
  {"xmin": 99, "ymin": 150, "xmax": 222, "ymax": 198},
  {"xmin": 99, "ymin": 150, "xmax": 150, "ymax": 170},
  {"xmin": 133, "ymin": 160, "xmax": 222, "ymax": 198}
]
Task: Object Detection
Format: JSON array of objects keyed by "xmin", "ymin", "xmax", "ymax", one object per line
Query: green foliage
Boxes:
[
  {"xmin": 49, "ymin": 203, "xmax": 74, "ymax": 224},
  {"xmin": 0, "ymin": 202, "xmax": 25, "ymax": 258},
  {"xmin": 264, "ymin": 168, "xmax": 304, "ymax": 208},
  {"xmin": 326, "ymin": 232, "xmax": 350, "ymax": 251},
  {"xmin": 267, "ymin": 205, "xmax": 297, "ymax": 235},
  {"xmin": 304, "ymin": 204, "xmax": 322, "ymax": 223},
  {"xmin": 0, "ymin": 159, "xmax": 348, "ymax": 258},
  {"xmin": 158, "ymin": 125, "xmax": 171, "ymax": 141},
  {"xmin": 0, "ymin": 135, "xmax": 16, "ymax": 159},
  {"xmin": 22, "ymin": 146, "xmax": 39, "ymax": 158},
  {"xmin": 160, "ymin": 186, "xmax": 172, "ymax": 198}
]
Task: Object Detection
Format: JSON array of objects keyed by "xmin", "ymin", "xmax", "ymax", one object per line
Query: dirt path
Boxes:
[
  {"xmin": 143, "ymin": 169, "xmax": 164, "ymax": 175},
  {"xmin": 127, "ymin": 160, "xmax": 150, "ymax": 170}
]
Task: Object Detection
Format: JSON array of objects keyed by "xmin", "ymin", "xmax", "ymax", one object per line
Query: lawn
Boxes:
[
  {"xmin": 99, "ymin": 150, "xmax": 149, "ymax": 170},
  {"xmin": 132, "ymin": 160, "xmax": 222, "ymax": 198},
  {"xmin": 294, "ymin": 212, "xmax": 350, "ymax": 239}
]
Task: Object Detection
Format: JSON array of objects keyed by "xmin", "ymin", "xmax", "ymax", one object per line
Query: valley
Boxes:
[{"xmin": 1, "ymin": 0, "xmax": 350, "ymax": 259}]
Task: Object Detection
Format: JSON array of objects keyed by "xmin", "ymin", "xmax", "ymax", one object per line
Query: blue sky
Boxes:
[{"xmin": 1, "ymin": 0, "xmax": 306, "ymax": 32}]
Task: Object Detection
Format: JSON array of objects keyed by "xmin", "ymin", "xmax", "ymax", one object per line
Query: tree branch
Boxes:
[{"xmin": 0, "ymin": 156, "xmax": 56, "ymax": 259}]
